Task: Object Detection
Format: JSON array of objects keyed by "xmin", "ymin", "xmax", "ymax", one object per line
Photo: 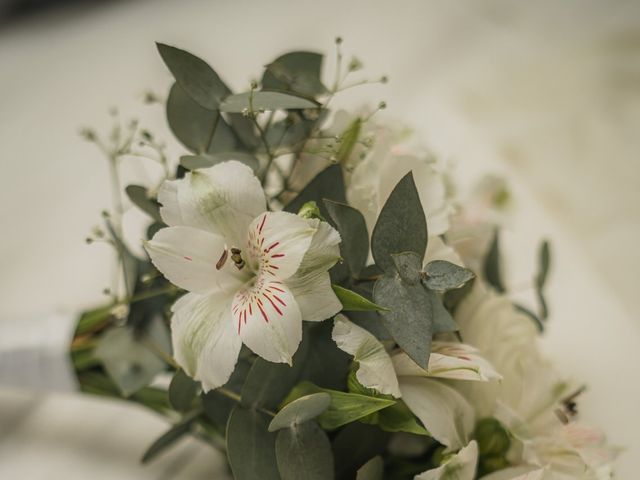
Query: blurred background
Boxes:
[{"xmin": 1, "ymin": 0, "xmax": 639, "ymax": 478}]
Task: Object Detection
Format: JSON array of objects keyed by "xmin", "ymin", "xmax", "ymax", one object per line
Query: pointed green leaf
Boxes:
[
  {"xmin": 157, "ymin": 43, "xmax": 230, "ymax": 109},
  {"xmin": 371, "ymin": 172, "xmax": 427, "ymax": 273},
  {"xmin": 356, "ymin": 456, "xmax": 384, "ymax": 480},
  {"xmin": 483, "ymin": 229, "xmax": 505, "ymax": 293},
  {"xmin": 423, "ymin": 260, "xmax": 475, "ymax": 292},
  {"xmin": 276, "ymin": 421, "xmax": 334, "ymax": 480},
  {"xmin": 324, "ymin": 199, "xmax": 369, "ymax": 276},
  {"xmin": 227, "ymin": 406, "xmax": 280, "ymax": 480},
  {"xmin": 242, "ymin": 357, "xmax": 304, "ymax": 410},
  {"xmin": 376, "ymin": 400, "xmax": 429, "ymax": 436},
  {"xmin": 332, "ymin": 285, "xmax": 387, "ymax": 312},
  {"xmin": 285, "ymin": 164, "xmax": 346, "ymax": 218},
  {"xmin": 391, "ymin": 251, "xmax": 422, "ymax": 284},
  {"xmin": 429, "ymin": 289, "xmax": 458, "ymax": 334},
  {"xmin": 269, "ymin": 393, "xmax": 331, "ymax": 432},
  {"xmin": 141, "ymin": 411, "xmax": 197, "ymax": 463},
  {"xmin": 125, "ymin": 185, "xmax": 162, "ymax": 222},
  {"xmin": 168, "ymin": 369, "xmax": 200, "ymax": 412},
  {"xmin": 219, "ymin": 91, "xmax": 319, "ymax": 113}
]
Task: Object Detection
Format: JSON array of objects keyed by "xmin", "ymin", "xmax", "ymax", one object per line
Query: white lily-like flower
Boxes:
[
  {"xmin": 145, "ymin": 161, "xmax": 342, "ymax": 391},
  {"xmin": 332, "ymin": 315, "xmax": 501, "ymax": 451},
  {"xmin": 415, "ymin": 440, "xmax": 479, "ymax": 480}
]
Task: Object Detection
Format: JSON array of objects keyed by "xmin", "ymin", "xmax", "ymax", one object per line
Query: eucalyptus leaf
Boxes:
[
  {"xmin": 166, "ymin": 82, "xmax": 236, "ymax": 154},
  {"xmin": 356, "ymin": 456, "xmax": 384, "ymax": 480},
  {"xmin": 285, "ymin": 164, "xmax": 346, "ymax": 218},
  {"xmin": 125, "ymin": 185, "xmax": 162, "ymax": 222},
  {"xmin": 179, "ymin": 152, "xmax": 259, "ymax": 171},
  {"xmin": 262, "ymin": 51, "xmax": 327, "ymax": 98},
  {"xmin": 157, "ymin": 43, "xmax": 230, "ymax": 110},
  {"xmin": 284, "ymin": 381, "xmax": 395, "ymax": 430},
  {"xmin": 94, "ymin": 323, "xmax": 168, "ymax": 397},
  {"xmin": 423, "ymin": 260, "xmax": 475, "ymax": 292},
  {"xmin": 268, "ymin": 393, "xmax": 331, "ymax": 432},
  {"xmin": 332, "ymin": 423, "xmax": 390, "ymax": 480},
  {"xmin": 168, "ymin": 369, "xmax": 200, "ymax": 412},
  {"xmin": 376, "ymin": 400, "xmax": 429, "ymax": 436},
  {"xmin": 297, "ymin": 321, "xmax": 351, "ymax": 390},
  {"xmin": 242, "ymin": 357, "xmax": 304, "ymax": 410},
  {"xmin": 141, "ymin": 412, "xmax": 197, "ymax": 463},
  {"xmin": 371, "ymin": 172, "xmax": 427, "ymax": 273},
  {"xmin": 373, "ymin": 269, "xmax": 434, "ymax": 369},
  {"xmin": 219, "ymin": 91, "xmax": 319, "ymax": 113},
  {"xmin": 226, "ymin": 406, "xmax": 281, "ymax": 480},
  {"xmin": 428, "ymin": 288, "xmax": 458, "ymax": 334},
  {"xmin": 483, "ymin": 229, "xmax": 505, "ymax": 293},
  {"xmin": 324, "ymin": 199, "xmax": 369, "ymax": 276},
  {"xmin": 391, "ymin": 252, "xmax": 423, "ymax": 285},
  {"xmin": 332, "ymin": 285, "xmax": 387, "ymax": 312},
  {"xmin": 275, "ymin": 421, "xmax": 335, "ymax": 480}
]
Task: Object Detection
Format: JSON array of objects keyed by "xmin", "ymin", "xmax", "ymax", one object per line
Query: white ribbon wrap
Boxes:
[{"xmin": 0, "ymin": 312, "xmax": 78, "ymax": 392}]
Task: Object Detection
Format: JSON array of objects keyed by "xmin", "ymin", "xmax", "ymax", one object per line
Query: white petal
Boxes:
[
  {"xmin": 392, "ymin": 343, "xmax": 501, "ymax": 382},
  {"xmin": 145, "ymin": 226, "xmax": 248, "ymax": 294},
  {"xmin": 158, "ymin": 161, "xmax": 266, "ymax": 245},
  {"xmin": 233, "ymin": 277, "xmax": 302, "ymax": 364},
  {"xmin": 399, "ymin": 377, "xmax": 475, "ymax": 451},
  {"xmin": 479, "ymin": 467, "xmax": 548, "ymax": 480},
  {"xmin": 332, "ymin": 314, "xmax": 401, "ymax": 397},
  {"xmin": 415, "ymin": 441, "xmax": 478, "ymax": 480},
  {"xmin": 286, "ymin": 270, "xmax": 342, "ymax": 322},
  {"xmin": 245, "ymin": 211, "xmax": 316, "ymax": 281},
  {"xmin": 295, "ymin": 219, "xmax": 342, "ymax": 276},
  {"xmin": 171, "ymin": 292, "xmax": 242, "ymax": 392}
]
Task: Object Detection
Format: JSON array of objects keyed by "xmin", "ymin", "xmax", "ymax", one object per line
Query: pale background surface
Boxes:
[{"xmin": 1, "ymin": 0, "xmax": 639, "ymax": 478}]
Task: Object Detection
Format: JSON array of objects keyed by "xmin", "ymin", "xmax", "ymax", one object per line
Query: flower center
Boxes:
[{"xmin": 216, "ymin": 246, "xmax": 246, "ymax": 271}]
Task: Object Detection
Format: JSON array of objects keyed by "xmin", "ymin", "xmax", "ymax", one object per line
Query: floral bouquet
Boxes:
[{"xmin": 72, "ymin": 39, "xmax": 618, "ymax": 479}]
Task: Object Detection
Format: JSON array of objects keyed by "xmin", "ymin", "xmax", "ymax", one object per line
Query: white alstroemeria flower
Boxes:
[
  {"xmin": 145, "ymin": 161, "xmax": 342, "ymax": 391},
  {"xmin": 331, "ymin": 315, "xmax": 500, "ymax": 451},
  {"xmin": 415, "ymin": 441, "xmax": 479, "ymax": 480},
  {"xmin": 347, "ymin": 131, "xmax": 456, "ymax": 237}
]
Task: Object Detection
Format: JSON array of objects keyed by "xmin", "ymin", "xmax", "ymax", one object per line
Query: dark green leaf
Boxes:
[
  {"xmin": 391, "ymin": 252, "xmax": 422, "ymax": 285},
  {"xmin": 157, "ymin": 43, "xmax": 230, "ymax": 109},
  {"xmin": 428, "ymin": 289, "xmax": 458, "ymax": 334},
  {"xmin": 423, "ymin": 260, "xmax": 475, "ymax": 292},
  {"xmin": 219, "ymin": 91, "xmax": 319, "ymax": 113},
  {"xmin": 324, "ymin": 199, "xmax": 369, "ymax": 276},
  {"xmin": 141, "ymin": 412, "xmax": 197, "ymax": 463},
  {"xmin": 262, "ymin": 51, "xmax": 327, "ymax": 98},
  {"xmin": 356, "ymin": 456, "xmax": 384, "ymax": 480},
  {"xmin": 202, "ymin": 357, "xmax": 251, "ymax": 428},
  {"xmin": 179, "ymin": 152, "xmax": 259, "ymax": 171},
  {"xmin": 298, "ymin": 321, "xmax": 351, "ymax": 390},
  {"xmin": 285, "ymin": 164, "xmax": 346, "ymax": 218},
  {"xmin": 168, "ymin": 369, "xmax": 200, "ymax": 412},
  {"xmin": 376, "ymin": 401, "xmax": 429, "ymax": 436},
  {"xmin": 242, "ymin": 357, "xmax": 304, "ymax": 410},
  {"xmin": 371, "ymin": 172, "xmax": 427, "ymax": 273},
  {"xmin": 483, "ymin": 229, "xmax": 505, "ymax": 293},
  {"xmin": 373, "ymin": 263, "xmax": 433, "ymax": 369},
  {"xmin": 276, "ymin": 421, "xmax": 334, "ymax": 480},
  {"xmin": 332, "ymin": 284, "xmax": 387, "ymax": 312},
  {"xmin": 332, "ymin": 423, "xmax": 390, "ymax": 480},
  {"xmin": 166, "ymin": 82, "xmax": 236, "ymax": 154},
  {"xmin": 226, "ymin": 406, "xmax": 281, "ymax": 480},
  {"xmin": 125, "ymin": 185, "xmax": 162, "ymax": 222}
]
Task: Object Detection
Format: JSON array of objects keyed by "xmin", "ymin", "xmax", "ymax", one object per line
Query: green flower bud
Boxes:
[
  {"xmin": 474, "ymin": 418, "xmax": 511, "ymax": 457},
  {"xmin": 297, "ymin": 201, "xmax": 324, "ymax": 221}
]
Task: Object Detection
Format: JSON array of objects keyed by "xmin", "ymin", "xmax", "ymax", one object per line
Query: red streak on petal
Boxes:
[
  {"xmin": 271, "ymin": 253, "xmax": 285, "ymax": 258},
  {"xmin": 183, "ymin": 256, "xmax": 193, "ymax": 261},
  {"xmin": 265, "ymin": 241, "xmax": 280, "ymax": 253},
  {"xmin": 263, "ymin": 293, "xmax": 283, "ymax": 315},
  {"xmin": 258, "ymin": 214, "xmax": 267, "ymax": 234},
  {"xmin": 249, "ymin": 302, "xmax": 253, "ymax": 315},
  {"xmin": 257, "ymin": 302, "xmax": 269, "ymax": 323},
  {"xmin": 270, "ymin": 286, "xmax": 285, "ymax": 293},
  {"xmin": 272, "ymin": 294, "xmax": 286, "ymax": 307}
]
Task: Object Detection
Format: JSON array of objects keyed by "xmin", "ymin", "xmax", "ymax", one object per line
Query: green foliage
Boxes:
[
  {"xmin": 262, "ymin": 51, "xmax": 327, "ymax": 98},
  {"xmin": 324, "ymin": 199, "xmax": 369, "ymax": 277},
  {"xmin": 332, "ymin": 284, "xmax": 387, "ymax": 312},
  {"xmin": 168, "ymin": 369, "xmax": 200, "ymax": 412},
  {"xmin": 141, "ymin": 411, "xmax": 198, "ymax": 463},
  {"xmin": 275, "ymin": 421, "xmax": 335, "ymax": 480},
  {"xmin": 219, "ymin": 91, "xmax": 319, "ymax": 113},
  {"xmin": 156, "ymin": 43, "xmax": 230, "ymax": 110},
  {"xmin": 483, "ymin": 229, "xmax": 505, "ymax": 293},
  {"xmin": 179, "ymin": 152, "xmax": 259, "ymax": 171},
  {"xmin": 332, "ymin": 423, "xmax": 390, "ymax": 480},
  {"xmin": 336, "ymin": 118, "xmax": 362, "ymax": 164},
  {"xmin": 268, "ymin": 393, "xmax": 331, "ymax": 432},
  {"xmin": 535, "ymin": 239, "xmax": 551, "ymax": 320},
  {"xmin": 423, "ymin": 260, "xmax": 475, "ymax": 292},
  {"xmin": 226, "ymin": 406, "xmax": 281, "ymax": 480},
  {"xmin": 285, "ymin": 164, "xmax": 347, "ymax": 218},
  {"xmin": 283, "ymin": 381, "xmax": 395, "ymax": 430},
  {"xmin": 125, "ymin": 185, "xmax": 162, "ymax": 222},
  {"xmin": 371, "ymin": 172, "xmax": 427, "ymax": 273}
]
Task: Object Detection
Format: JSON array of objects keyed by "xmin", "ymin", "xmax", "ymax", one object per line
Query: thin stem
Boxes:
[{"xmin": 215, "ymin": 388, "xmax": 276, "ymax": 418}]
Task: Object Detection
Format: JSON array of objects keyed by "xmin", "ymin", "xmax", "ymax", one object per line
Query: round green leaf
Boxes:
[
  {"xmin": 275, "ymin": 421, "xmax": 335, "ymax": 480},
  {"xmin": 268, "ymin": 393, "xmax": 331, "ymax": 432}
]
